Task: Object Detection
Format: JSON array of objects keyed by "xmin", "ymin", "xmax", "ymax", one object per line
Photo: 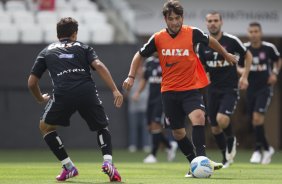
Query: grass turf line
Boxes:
[{"xmin": 0, "ymin": 149, "xmax": 281, "ymax": 184}]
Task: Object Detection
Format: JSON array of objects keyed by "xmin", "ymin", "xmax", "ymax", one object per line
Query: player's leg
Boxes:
[
  {"xmin": 78, "ymin": 93, "xmax": 121, "ymax": 182},
  {"xmin": 183, "ymin": 90, "xmax": 223, "ymax": 171},
  {"xmin": 143, "ymin": 104, "xmax": 158, "ymax": 163},
  {"xmin": 216, "ymin": 90, "xmax": 238, "ymax": 166},
  {"xmin": 207, "ymin": 89, "xmax": 228, "ymax": 165},
  {"xmin": 252, "ymin": 88, "xmax": 274, "ymax": 164},
  {"xmin": 247, "ymin": 88, "xmax": 262, "ymax": 163},
  {"xmin": 40, "ymin": 96, "xmax": 78, "ymax": 181},
  {"xmin": 152, "ymin": 98, "xmax": 177, "ymax": 161},
  {"xmin": 162, "ymin": 92, "xmax": 196, "ymax": 163},
  {"xmin": 127, "ymin": 111, "xmax": 138, "ymax": 152}
]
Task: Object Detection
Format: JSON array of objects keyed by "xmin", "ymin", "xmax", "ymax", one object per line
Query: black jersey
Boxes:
[
  {"xmin": 31, "ymin": 39, "xmax": 98, "ymax": 95},
  {"xmin": 198, "ymin": 32, "xmax": 247, "ymax": 89},
  {"xmin": 244, "ymin": 41, "xmax": 280, "ymax": 90},
  {"xmin": 143, "ymin": 56, "xmax": 162, "ymax": 103}
]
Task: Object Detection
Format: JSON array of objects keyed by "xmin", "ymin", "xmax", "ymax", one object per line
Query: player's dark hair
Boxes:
[
  {"xmin": 249, "ymin": 22, "xmax": 262, "ymax": 30},
  {"xmin": 57, "ymin": 17, "xmax": 78, "ymax": 39},
  {"xmin": 162, "ymin": 0, "xmax": 183, "ymax": 17},
  {"xmin": 206, "ymin": 11, "xmax": 222, "ymax": 20}
]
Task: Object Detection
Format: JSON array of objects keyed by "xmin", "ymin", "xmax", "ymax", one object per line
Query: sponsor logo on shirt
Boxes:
[
  {"xmin": 57, "ymin": 68, "xmax": 86, "ymax": 76},
  {"xmin": 161, "ymin": 49, "xmax": 189, "ymax": 56},
  {"xmin": 59, "ymin": 54, "xmax": 74, "ymax": 59}
]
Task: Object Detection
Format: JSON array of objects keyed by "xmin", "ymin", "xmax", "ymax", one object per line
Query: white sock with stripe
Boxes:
[{"xmin": 61, "ymin": 157, "xmax": 74, "ymax": 170}]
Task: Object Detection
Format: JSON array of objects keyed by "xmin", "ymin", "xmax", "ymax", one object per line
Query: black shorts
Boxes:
[
  {"xmin": 41, "ymin": 91, "xmax": 109, "ymax": 131},
  {"xmin": 147, "ymin": 96, "xmax": 163, "ymax": 125},
  {"xmin": 162, "ymin": 90, "xmax": 205, "ymax": 130},
  {"xmin": 247, "ymin": 87, "xmax": 272, "ymax": 114},
  {"xmin": 207, "ymin": 87, "xmax": 239, "ymax": 127}
]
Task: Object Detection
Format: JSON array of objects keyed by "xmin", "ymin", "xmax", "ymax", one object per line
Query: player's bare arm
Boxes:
[
  {"xmin": 123, "ymin": 52, "xmax": 143, "ymax": 91},
  {"xmin": 268, "ymin": 58, "xmax": 281, "ymax": 86},
  {"xmin": 208, "ymin": 36, "xmax": 238, "ymax": 65},
  {"xmin": 91, "ymin": 59, "xmax": 123, "ymax": 108},
  {"xmin": 28, "ymin": 74, "xmax": 50, "ymax": 104},
  {"xmin": 238, "ymin": 50, "xmax": 252, "ymax": 90}
]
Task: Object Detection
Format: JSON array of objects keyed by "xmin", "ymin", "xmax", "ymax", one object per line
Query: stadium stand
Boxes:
[{"xmin": 0, "ymin": 0, "xmax": 120, "ymax": 44}]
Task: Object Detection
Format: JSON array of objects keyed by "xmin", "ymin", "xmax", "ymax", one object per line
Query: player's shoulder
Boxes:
[
  {"xmin": 262, "ymin": 41, "xmax": 277, "ymax": 49},
  {"xmin": 223, "ymin": 32, "xmax": 245, "ymax": 48},
  {"xmin": 244, "ymin": 41, "xmax": 251, "ymax": 47},
  {"xmin": 222, "ymin": 32, "xmax": 240, "ymax": 42}
]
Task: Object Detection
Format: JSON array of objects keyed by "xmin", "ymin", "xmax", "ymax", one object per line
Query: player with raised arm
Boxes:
[
  {"xmin": 28, "ymin": 17, "xmax": 123, "ymax": 182},
  {"xmin": 197, "ymin": 11, "xmax": 252, "ymax": 168},
  {"xmin": 132, "ymin": 54, "xmax": 178, "ymax": 163},
  {"xmin": 123, "ymin": 0, "xmax": 238, "ymax": 177},
  {"xmin": 245, "ymin": 22, "xmax": 281, "ymax": 164}
]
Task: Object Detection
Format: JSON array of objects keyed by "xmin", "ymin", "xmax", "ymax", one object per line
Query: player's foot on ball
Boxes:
[
  {"xmin": 250, "ymin": 151, "xmax": 262, "ymax": 164},
  {"xmin": 143, "ymin": 154, "xmax": 157, "ymax": 163},
  {"xmin": 56, "ymin": 166, "xmax": 78, "ymax": 181},
  {"xmin": 261, "ymin": 146, "xmax": 275, "ymax": 164},
  {"xmin": 210, "ymin": 160, "xmax": 223, "ymax": 170},
  {"xmin": 102, "ymin": 161, "xmax": 121, "ymax": 182}
]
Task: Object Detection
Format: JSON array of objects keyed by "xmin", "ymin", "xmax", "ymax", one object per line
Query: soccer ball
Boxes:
[{"xmin": 190, "ymin": 156, "xmax": 214, "ymax": 178}]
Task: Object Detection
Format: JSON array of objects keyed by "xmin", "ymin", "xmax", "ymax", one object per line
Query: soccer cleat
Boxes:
[
  {"xmin": 226, "ymin": 137, "xmax": 237, "ymax": 163},
  {"xmin": 56, "ymin": 166, "xmax": 78, "ymax": 181},
  {"xmin": 222, "ymin": 159, "xmax": 233, "ymax": 169},
  {"xmin": 250, "ymin": 151, "xmax": 262, "ymax": 164},
  {"xmin": 210, "ymin": 160, "xmax": 223, "ymax": 170},
  {"xmin": 184, "ymin": 170, "xmax": 193, "ymax": 178},
  {"xmin": 102, "ymin": 161, "xmax": 121, "ymax": 182},
  {"xmin": 261, "ymin": 146, "xmax": 275, "ymax": 164},
  {"xmin": 143, "ymin": 154, "xmax": 157, "ymax": 163},
  {"xmin": 167, "ymin": 141, "xmax": 178, "ymax": 162}
]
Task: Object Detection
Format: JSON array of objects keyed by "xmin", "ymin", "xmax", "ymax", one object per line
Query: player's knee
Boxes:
[
  {"xmin": 252, "ymin": 112, "xmax": 264, "ymax": 125},
  {"xmin": 189, "ymin": 110, "xmax": 205, "ymax": 126},
  {"xmin": 216, "ymin": 113, "xmax": 229, "ymax": 128},
  {"xmin": 172, "ymin": 128, "xmax": 186, "ymax": 140},
  {"xmin": 97, "ymin": 127, "xmax": 110, "ymax": 135},
  {"xmin": 211, "ymin": 126, "xmax": 222, "ymax": 135},
  {"xmin": 150, "ymin": 122, "xmax": 162, "ymax": 132},
  {"xmin": 39, "ymin": 120, "xmax": 56, "ymax": 135}
]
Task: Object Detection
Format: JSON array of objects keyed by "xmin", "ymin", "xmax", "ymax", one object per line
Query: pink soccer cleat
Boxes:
[
  {"xmin": 56, "ymin": 166, "xmax": 78, "ymax": 181},
  {"xmin": 102, "ymin": 161, "xmax": 121, "ymax": 182}
]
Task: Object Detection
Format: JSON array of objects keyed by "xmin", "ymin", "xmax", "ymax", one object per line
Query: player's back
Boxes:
[{"xmin": 42, "ymin": 39, "xmax": 97, "ymax": 94}]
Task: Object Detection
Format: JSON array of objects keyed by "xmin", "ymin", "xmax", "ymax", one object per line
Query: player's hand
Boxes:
[
  {"xmin": 113, "ymin": 90, "xmax": 123, "ymax": 108},
  {"xmin": 122, "ymin": 77, "xmax": 134, "ymax": 91},
  {"xmin": 132, "ymin": 92, "xmax": 140, "ymax": 102},
  {"xmin": 38, "ymin": 93, "xmax": 50, "ymax": 104},
  {"xmin": 224, "ymin": 53, "xmax": 238, "ymax": 65},
  {"xmin": 239, "ymin": 76, "xmax": 249, "ymax": 90},
  {"xmin": 267, "ymin": 73, "xmax": 277, "ymax": 86}
]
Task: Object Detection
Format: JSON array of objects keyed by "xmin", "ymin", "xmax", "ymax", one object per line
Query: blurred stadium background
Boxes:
[{"xmin": 0, "ymin": 0, "xmax": 281, "ymax": 151}]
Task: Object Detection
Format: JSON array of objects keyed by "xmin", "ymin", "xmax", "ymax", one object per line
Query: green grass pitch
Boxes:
[{"xmin": 0, "ymin": 149, "xmax": 281, "ymax": 184}]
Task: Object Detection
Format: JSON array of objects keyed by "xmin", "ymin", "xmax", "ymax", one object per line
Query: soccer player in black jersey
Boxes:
[
  {"xmin": 132, "ymin": 54, "xmax": 178, "ymax": 163},
  {"xmin": 244, "ymin": 22, "xmax": 281, "ymax": 164},
  {"xmin": 28, "ymin": 17, "xmax": 123, "ymax": 182},
  {"xmin": 197, "ymin": 11, "xmax": 253, "ymax": 168}
]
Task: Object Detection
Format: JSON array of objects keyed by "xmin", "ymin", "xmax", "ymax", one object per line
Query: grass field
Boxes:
[{"xmin": 0, "ymin": 149, "xmax": 281, "ymax": 184}]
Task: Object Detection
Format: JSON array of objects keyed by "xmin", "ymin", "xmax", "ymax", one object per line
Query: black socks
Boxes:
[
  {"xmin": 192, "ymin": 125, "xmax": 206, "ymax": 156},
  {"xmin": 44, "ymin": 131, "xmax": 68, "ymax": 161}
]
